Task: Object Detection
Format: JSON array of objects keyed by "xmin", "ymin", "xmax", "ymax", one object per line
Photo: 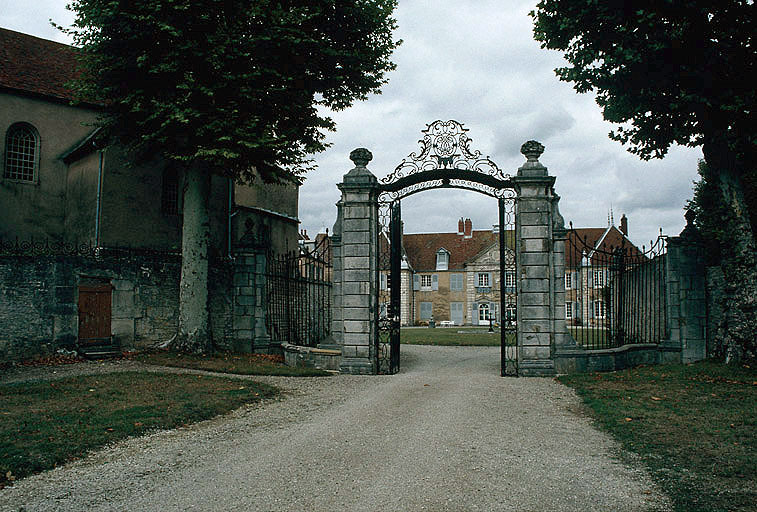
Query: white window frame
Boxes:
[
  {"xmin": 593, "ymin": 268, "xmax": 604, "ymax": 288},
  {"xmin": 565, "ymin": 272, "xmax": 572, "ymax": 290},
  {"xmin": 505, "ymin": 271, "xmax": 516, "ymax": 288},
  {"xmin": 420, "ymin": 274, "xmax": 432, "ymax": 290},
  {"xmin": 4, "ymin": 122, "xmax": 39, "ymax": 183},
  {"xmin": 435, "ymin": 250, "xmax": 449, "ymax": 271},
  {"xmin": 505, "ymin": 303, "xmax": 516, "ymax": 322},
  {"xmin": 477, "ymin": 272, "xmax": 490, "ymax": 288},
  {"xmin": 565, "ymin": 302, "xmax": 573, "ymax": 319},
  {"xmin": 594, "ymin": 300, "xmax": 606, "ymax": 318},
  {"xmin": 478, "ymin": 303, "xmax": 490, "ymax": 322}
]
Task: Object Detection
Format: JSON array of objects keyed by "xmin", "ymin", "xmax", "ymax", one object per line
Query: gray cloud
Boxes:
[{"xmin": 3, "ymin": 0, "xmax": 702, "ymax": 248}]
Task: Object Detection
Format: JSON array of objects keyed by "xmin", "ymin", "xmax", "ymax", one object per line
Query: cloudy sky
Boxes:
[{"xmin": 1, "ymin": 0, "xmax": 702, "ymax": 248}]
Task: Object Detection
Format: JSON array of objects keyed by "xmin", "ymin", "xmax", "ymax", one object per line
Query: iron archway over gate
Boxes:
[{"xmin": 375, "ymin": 120, "xmax": 518, "ymax": 376}]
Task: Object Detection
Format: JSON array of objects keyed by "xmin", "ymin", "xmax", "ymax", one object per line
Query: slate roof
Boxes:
[{"xmin": 0, "ymin": 27, "xmax": 86, "ymax": 103}]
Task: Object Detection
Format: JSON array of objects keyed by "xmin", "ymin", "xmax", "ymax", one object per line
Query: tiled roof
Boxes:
[
  {"xmin": 401, "ymin": 225, "xmax": 644, "ymax": 271},
  {"xmin": 0, "ymin": 28, "xmax": 83, "ymax": 103},
  {"xmin": 566, "ymin": 226, "xmax": 644, "ymax": 267},
  {"xmin": 403, "ymin": 230, "xmax": 504, "ymax": 271}
]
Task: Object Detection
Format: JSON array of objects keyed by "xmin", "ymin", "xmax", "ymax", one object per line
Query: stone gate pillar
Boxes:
[
  {"xmin": 512, "ymin": 141, "xmax": 566, "ymax": 376},
  {"xmin": 330, "ymin": 149, "xmax": 380, "ymax": 374},
  {"xmin": 663, "ymin": 211, "xmax": 707, "ymax": 363}
]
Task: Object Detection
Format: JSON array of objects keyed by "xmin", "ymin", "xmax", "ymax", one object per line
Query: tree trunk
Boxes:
[
  {"xmin": 172, "ymin": 161, "xmax": 212, "ymax": 354},
  {"xmin": 702, "ymin": 140, "xmax": 757, "ymax": 363}
]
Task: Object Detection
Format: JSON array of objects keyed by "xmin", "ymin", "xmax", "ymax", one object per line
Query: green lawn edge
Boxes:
[
  {"xmin": 134, "ymin": 350, "xmax": 331, "ymax": 377},
  {"xmin": 558, "ymin": 360, "xmax": 756, "ymax": 512},
  {"xmin": 0, "ymin": 371, "xmax": 278, "ymax": 486}
]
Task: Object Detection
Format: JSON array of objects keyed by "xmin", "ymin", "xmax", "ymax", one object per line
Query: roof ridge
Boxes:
[{"xmin": 0, "ymin": 27, "xmax": 73, "ymax": 48}]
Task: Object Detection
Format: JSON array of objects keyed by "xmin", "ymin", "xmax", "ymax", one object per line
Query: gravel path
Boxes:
[{"xmin": 1, "ymin": 346, "xmax": 669, "ymax": 511}]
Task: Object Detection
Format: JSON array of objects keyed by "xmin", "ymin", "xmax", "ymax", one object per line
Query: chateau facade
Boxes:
[{"xmin": 382, "ymin": 217, "xmax": 639, "ymax": 327}]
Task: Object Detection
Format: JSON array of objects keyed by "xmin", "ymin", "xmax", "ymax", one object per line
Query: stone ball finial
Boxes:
[
  {"xmin": 349, "ymin": 148, "xmax": 373, "ymax": 168},
  {"xmin": 520, "ymin": 140, "xmax": 545, "ymax": 162}
]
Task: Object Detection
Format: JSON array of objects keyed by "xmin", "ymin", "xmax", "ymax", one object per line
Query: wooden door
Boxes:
[{"xmin": 78, "ymin": 283, "xmax": 112, "ymax": 344}]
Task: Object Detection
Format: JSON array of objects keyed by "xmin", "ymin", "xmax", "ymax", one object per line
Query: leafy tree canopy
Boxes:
[
  {"xmin": 63, "ymin": 0, "xmax": 400, "ymax": 184},
  {"xmin": 531, "ymin": 0, "xmax": 755, "ymax": 162}
]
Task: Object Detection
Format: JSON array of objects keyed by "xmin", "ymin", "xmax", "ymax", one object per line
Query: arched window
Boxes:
[
  {"xmin": 478, "ymin": 303, "xmax": 490, "ymax": 323},
  {"xmin": 4, "ymin": 123, "xmax": 39, "ymax": 182},
  {"xmin": 505, "ymin": 303, "xmax": 516, "ymax": 323}
]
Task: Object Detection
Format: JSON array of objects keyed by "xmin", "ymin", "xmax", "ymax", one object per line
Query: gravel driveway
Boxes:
[{"xmin": 1, "ymin": 345, "xmax": 669, "ymax": 511}]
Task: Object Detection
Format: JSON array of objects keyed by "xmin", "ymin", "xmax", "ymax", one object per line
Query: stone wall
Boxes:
[
  {"xmin": 0, "ymin": 252, "xmax": 239, "ymax": 362},
  {"xmin": 705, "ymin": 265, "xmax": 726, "ymax": 357},
  {"xmin": 664, "ymin": 235, "xmax": 707, "ymax": 362}
]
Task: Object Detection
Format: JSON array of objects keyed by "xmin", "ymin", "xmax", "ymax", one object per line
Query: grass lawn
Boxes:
[
  {"xmin": 401, "ymin": 327, "xmax": 514, "ymax": 346},
  {"xmin": 135, "ymin": 350, "xmax": 331, "ymax": 377},
  {"xmin": 568, "ymin": 327, "xmax": 609, "ymax": 348},
  {"xmin": 559, "ymin": 360, "xmax": 757, "ymax": 512},
  {"xmin": 0, "ymin": 372, "xmax": 277, "ymax": 486}
]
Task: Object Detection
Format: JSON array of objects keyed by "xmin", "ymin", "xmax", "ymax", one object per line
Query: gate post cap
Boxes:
[
  {"xmin": 517, "ymin": 140, "xmax": 548, "ymax": 177},
  {"xmin": 349, "ymin": 148, "xmax": 373, "ymax": 168},
  {"xmin": 520, "ymin": 140, "xmax": 544, "ymax": 162}
]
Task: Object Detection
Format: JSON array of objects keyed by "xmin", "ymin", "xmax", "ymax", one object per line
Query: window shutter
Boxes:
[
  {"xmin": 588, "ymin": 270, "xmax": 593, "ymax": 288},
  {"xmin": 472, "ymin": 304, "xmax": 478, "ymax": 325},
  {"xmin": 380, "ymin": 273, "xmax": 387, "ymax": 290},
  {"xmin": 413, "ymin": 274, "xmax": 420, "ymax": 291},
  {"xmin": 487, "ymin": 272, "xmax": 493, "ymax": 287},
  {"xmin": 590, "ymin": 301, "xmax": 595, "ymax": 318},
  {"xmin": 432, "ymin": 274, "xmax": 439, "ymax": 290}
]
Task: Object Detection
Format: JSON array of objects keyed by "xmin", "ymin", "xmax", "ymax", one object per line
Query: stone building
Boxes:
[
  {"xmin": 382, "ymin": 217, "xmax": 642, "ymax": 327},
  {"xmin": 563, "ymin": 216, "xmax": 644, "ymax": 328},
  {"xmin": 0, "ymin": 27, "xmax": 299, "ymax": 254},
  {"xmin": 0, "ymin": 28, "xmax": 299, "ymax": 361}
]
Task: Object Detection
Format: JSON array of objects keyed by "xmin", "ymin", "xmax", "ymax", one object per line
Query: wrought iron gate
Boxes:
[
  {"xmin": 375, "ymin": 120, "xmax": 519, "ymax": 376},
  {"xmin": 376, "ymin": 200, "xmax": 401, "ymax": 374},
  {"xmin": 266, "ymin": 238, "xmax": 332, "ymax": 347},
  {"xmin": 499, "ymin": 195, "xmax": 518, "ymax": 376}
]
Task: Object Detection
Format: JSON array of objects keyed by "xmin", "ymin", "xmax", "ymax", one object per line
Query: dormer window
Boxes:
[{"xmin": 436, "ymin": 249, "xmax": 449, "ymax": 270}]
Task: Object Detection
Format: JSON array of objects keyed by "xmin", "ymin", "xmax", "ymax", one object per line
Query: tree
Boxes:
[
  {"xmin": 63, "ymin": 0, "xmax": 400, "ymax": 353},
  {"xmin": 688, "ymin": 161, "xmax": 757, "ymax": 360},
  {"xmin": 531, "ymin": 0, "xmax": 756, "ymax": 360}
]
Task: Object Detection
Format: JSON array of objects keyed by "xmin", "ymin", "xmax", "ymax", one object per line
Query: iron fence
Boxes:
[
  {"xmin": 265, "ymin": 237, "xmax": 331, "ymax": 347},
  {"xmin": 565, "ymin": 228, "xmax": 667, "ymax": 349},
  {"xmin": 0, "ymin": 237, "xmax": 183, "ymax": 261}
]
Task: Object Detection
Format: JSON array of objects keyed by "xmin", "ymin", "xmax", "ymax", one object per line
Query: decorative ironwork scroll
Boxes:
[
  {"xmin": 379, "ymin": 120, "xmax": 514, "ymax": 201},
  {"xmin": 374, "ymin": 120, "xmax": 520, "ymax": 376}
]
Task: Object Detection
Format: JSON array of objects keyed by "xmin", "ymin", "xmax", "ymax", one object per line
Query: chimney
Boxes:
[
  {"xmin": 620, "ymin": 214, "xmax": 628, "ymax": 236},
  {"xmin": 464, "ymin": 218, "xmax": 472, "ymax": 238},
  {"xmin": 458, "ymin": 218, "xmax": 465, "ymax": 235}
]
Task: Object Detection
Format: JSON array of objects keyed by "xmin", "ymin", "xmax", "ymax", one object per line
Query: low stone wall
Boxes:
[
  {"xmin": 282, "ymin": 343, "xmax": 341, "ymax": 372},
  {"xmin": 554, "ymin": 343, "xmax": 681, "ymax": 374},
  {"xmin": 0, "ymin": 252, "xmax": 235, "ymax": 362}
]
